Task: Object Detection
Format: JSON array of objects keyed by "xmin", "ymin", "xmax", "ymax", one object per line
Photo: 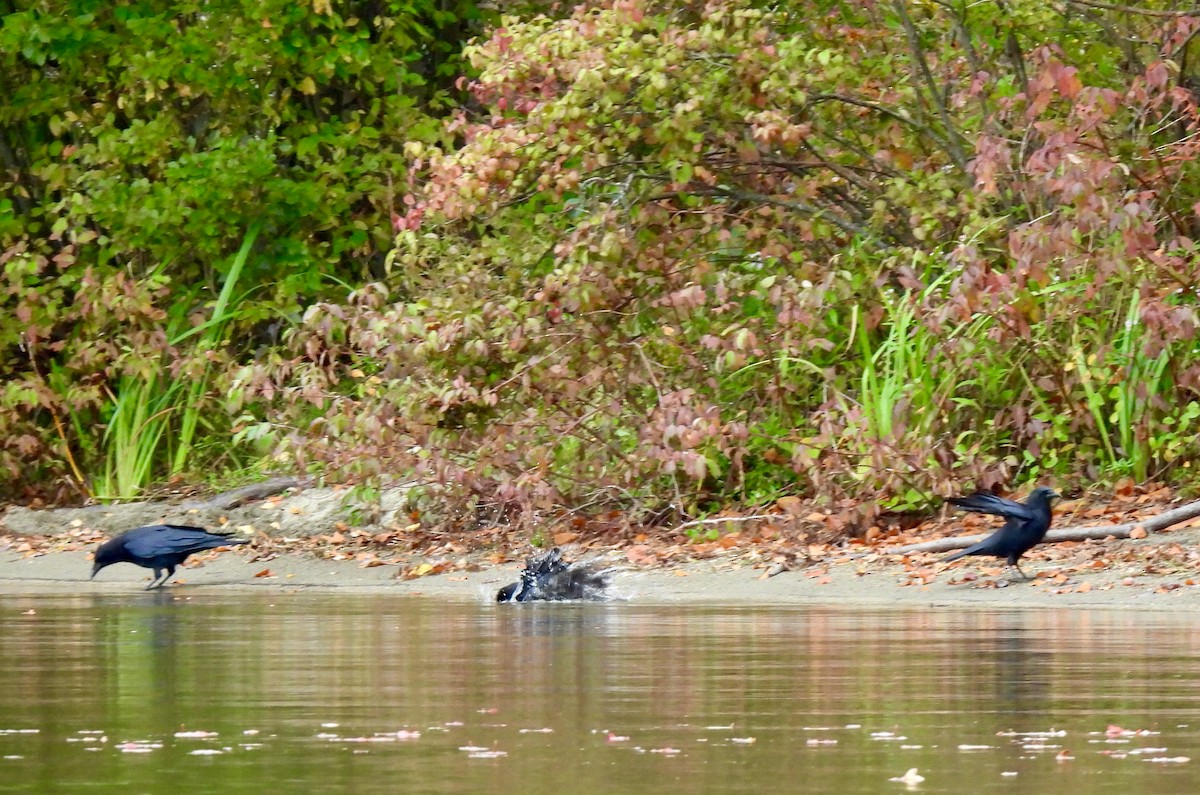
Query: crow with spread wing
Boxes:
[{"xmin": 943, "ymin": 487, "xmax": 1061, "ymax": 580}]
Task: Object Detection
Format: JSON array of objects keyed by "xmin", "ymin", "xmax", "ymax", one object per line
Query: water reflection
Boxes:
[{"xmin": 1, "ymin": 595, "xmax": 1199, "ymax": 794}]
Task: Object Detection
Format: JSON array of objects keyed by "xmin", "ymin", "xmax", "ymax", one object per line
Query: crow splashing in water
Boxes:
[{"xmin": 496, "ymin": 548, "xmax": 610, "ymax": 602}]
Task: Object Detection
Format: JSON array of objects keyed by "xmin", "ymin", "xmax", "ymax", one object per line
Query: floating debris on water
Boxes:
[
  {"xmin": 888, "ymin": 768, "xmax": 924, "ymax": 785},
  {"xmin": 468, "ymin": 751, "xmax": 507, "ymax": 759},
  {"xmin": 116, "ymin": 742, "xmax": 161, "ymax": 754}
]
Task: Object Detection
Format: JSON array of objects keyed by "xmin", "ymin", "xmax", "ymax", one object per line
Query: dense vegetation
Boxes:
[
  {"xmin": 0, "ymin": 0, "xmax": 483, "ymax": 498},
  {"xmin": 4, "ymin": 0, "xmax": 1200, "ymax": 535}
]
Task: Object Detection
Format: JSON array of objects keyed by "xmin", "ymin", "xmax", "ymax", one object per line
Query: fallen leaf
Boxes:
[
  {"xmin": 254, "ymin": 569, "xmax": 274, "ymax": 578},
  {"xmin": 553, "ymin": 531, "xmax": 578, "ymax": 545},
  {"xmin": 626, "ymin": 545, "xmax": 657, "ymax": 566},
  {"xmin": 776, "ymin": 496, "xmax": 802, "ymax": 515},
  {"xmin": 1130, "ymin": 525, "xmax": 1148, "ymax": 540}
]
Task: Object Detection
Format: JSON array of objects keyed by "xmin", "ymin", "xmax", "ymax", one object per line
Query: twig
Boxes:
[
  {"xmin": 1065, "ymin": 0, "xmax": 1200, "ymax": 18},
  {"xmin": 671, "ymin": 514, "xmax": 776, "ymax": 533},
  {"xmin": 631, "ymin": 340, "xmax": 685, "ymax": 517},
  {"xmin": 882, "ymin": 499, "xmax": 1200, "ymax": 556},
  {"xmin": 686, "ymin": 186, "xmax": 891, "ymax": 247},
  {"xmin": 890, "ymin": 0, "xmax": 969, "ymax": 171},
  {"xmin": 25, "ymin": 341, "xmax": 89, "ymax": 498}
]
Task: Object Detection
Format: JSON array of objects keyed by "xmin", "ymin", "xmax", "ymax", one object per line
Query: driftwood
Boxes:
[
  {"xmin": 883, "ymin": 499, "xmax": 1200, "ymax": 557},
  {"xmin": 180, "ymin": 477, "xmax": 307, "ymax": 512}
]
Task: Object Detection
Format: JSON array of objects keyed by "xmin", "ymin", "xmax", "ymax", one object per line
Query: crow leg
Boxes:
[
  {"xmin": 1008, "ymin": 562, "xmax": 1032, "ymax": 581},
  {"xmin": 145, "ymin": 565, "xmax": 177, "ymax": 589}
]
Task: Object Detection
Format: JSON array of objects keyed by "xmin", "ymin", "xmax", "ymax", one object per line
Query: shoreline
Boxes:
[{"xmin": 4, "ymin": 546, "xmax": 1200, "ymax": 613}]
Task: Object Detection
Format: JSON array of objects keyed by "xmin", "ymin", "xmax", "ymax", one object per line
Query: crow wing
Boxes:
[
  {"xmin": 947, "ymin": 492, "xmax": 1034, "ymax": 521},
  {"xmin": 122, "ymin": 525, "xmax": 245, "ymax": 558}
]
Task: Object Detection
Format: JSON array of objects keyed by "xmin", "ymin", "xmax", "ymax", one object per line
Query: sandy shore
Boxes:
[{"xmin": 3, "ymin": 544, "xmax": 1200, "ymax": 611}]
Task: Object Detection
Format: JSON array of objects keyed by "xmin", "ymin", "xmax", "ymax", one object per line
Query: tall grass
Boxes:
[
  {"xmin": 1073, "ymin": 290, "xmax": 1176, "ymax": 482},
  {"xmin": 93, "ymin": 225, "xmax": 259, "ymax": 501},
  {"xmin": 780, "ymin": 267, "xmax": 1200, "ymax": 508},
  {"xmin": 97, "ymin": 373, "xmax": 176, "ymax": 501},
  {"xmin": 168, "ymin": 225, "xmax": 260, "ymax": 475},
  {"xmin": 850, "ymin": 278, "xmax": 995, "ymax": 440}
]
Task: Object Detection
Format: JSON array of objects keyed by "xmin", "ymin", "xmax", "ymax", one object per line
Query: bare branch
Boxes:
[
  {"xmin": 883, "ymin": 499, "xmax": 1200, "ymax": 556},
  {"xmin": 890, "ymin": 0, "xmax": 969, "ymax": 171},
  {"xmin": 671, "ymin": 514, "xmax": 776, "ymax": 533},
  {"xmin": 1065, "ymin": 0, "xmax": 1200, "ymax": 18},
  {"xmin": 807, "ymin": 92, "xmax": 958, "ymax": 156},
  {"xmin": 686, "ymin": 186, "xmax": 894, "ymax": 248}
]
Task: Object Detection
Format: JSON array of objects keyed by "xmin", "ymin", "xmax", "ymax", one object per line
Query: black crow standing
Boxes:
[
  {"xmin": 496, "ymin": 548, "xmax": 609, "ymax": 602},
  {"xmin": 942, "ymin": 487, "xmax": 1061, "ymax": 580},
  {"xmin": 91, "ymin": 525, "xmax": 249, "ymax": 589}
]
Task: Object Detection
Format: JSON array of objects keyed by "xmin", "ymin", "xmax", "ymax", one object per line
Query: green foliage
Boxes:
[
  {"xmin": 89, "ymin": 226, "xmax": 259, "ymax": 501},
  {"xmin": 0, "ymin": 0, "xmax": 490, "ymax": 498},
  {"xmin": 8, "ymin": 0, "xmax": 1200, "ymax": 535},
  {"xmin": 250, "ymin": 0, "xmax": 1200, "ymax": 527}
]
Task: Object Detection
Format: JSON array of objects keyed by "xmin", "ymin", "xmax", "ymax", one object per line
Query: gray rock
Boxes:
[{"xmin": 1, "ymin": 480, "xmax": 417, "ymax": 539}]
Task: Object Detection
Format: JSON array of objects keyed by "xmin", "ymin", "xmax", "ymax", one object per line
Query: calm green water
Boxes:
[{"xmin": 1, "ymin": 593, "xmax": 1199, "ymax": 794}]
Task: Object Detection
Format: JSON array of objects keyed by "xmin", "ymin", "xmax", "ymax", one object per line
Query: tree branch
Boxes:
[
  {"xmin": 1065, "ymin": 0, "xmax": 1200, "ymax": 18},
  {"xmin": 890, "ymin": 0, "xmax": 969, "ymax": 171},
  {"xmin": 686, "ymin": 186, "xmax": 894, "ymax": 249},
  {"xmin": 807, "ymin": 92, "xmax": 958, "ymax": 157},
  {"xmin": 883, "ymin": 499, "xmax": 1200, "ymax": 556}
]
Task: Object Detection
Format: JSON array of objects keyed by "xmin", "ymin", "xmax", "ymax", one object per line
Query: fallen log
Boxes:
[
  {"xmin": 181, "ymin": 477, "xmax": 308, "ymax": 512},
  {"xmin": 881, "ymin": 499, "xmax": 1200, "ymax": 557}
]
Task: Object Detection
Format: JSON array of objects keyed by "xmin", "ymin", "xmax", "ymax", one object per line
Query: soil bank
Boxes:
[{"xmin": 3, "ymin": 545, "xmax": 1200, "ymax": 612}]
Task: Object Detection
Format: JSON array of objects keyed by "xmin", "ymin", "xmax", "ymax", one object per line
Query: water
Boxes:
[{"xmin": 2, "ymin": 593, "xmax": 1199, "ymax": 794}]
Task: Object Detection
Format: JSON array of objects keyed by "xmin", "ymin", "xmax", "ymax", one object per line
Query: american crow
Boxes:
[
  {"xmin": 943, "ymin": 486, "xmax": 1060, "ymax": 580},
  {"xmin": 496, "ymin": 548, "xmax": 609, "ymax": 602},
  {"xmin": 91, "ymin": 525, "xmax": 249, "ymax": 589}
]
